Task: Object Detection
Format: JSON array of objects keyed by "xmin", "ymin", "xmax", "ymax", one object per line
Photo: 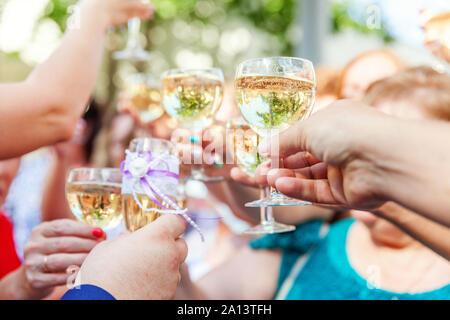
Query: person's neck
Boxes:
[{"xmin": 347, "ymin": 221, "xmax": 450, "ymax": 293}]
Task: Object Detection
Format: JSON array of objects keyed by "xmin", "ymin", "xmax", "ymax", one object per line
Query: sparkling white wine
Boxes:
[
  {"xmin": 162, "ymin": 74, "xmax": 223, "ymax": 130},
  {"xmin": 66, "ymin": 182, "xmax": 123, "ymax": 229},
  {"xmin": 123, "ymin": 193, "xmax": 186, "ymax": 232},
  {"xmin": 118, "ymin": 81, "xmax": 164, "ymax": 124},
  {"xmin": 235, "ymin": 76, "xmax": 315, "ymax": 137}
]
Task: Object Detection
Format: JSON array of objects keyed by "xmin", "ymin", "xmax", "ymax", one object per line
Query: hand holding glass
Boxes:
[{"xmin": 161, "ymin": 68, "xmax": 224, "ymax": 182}]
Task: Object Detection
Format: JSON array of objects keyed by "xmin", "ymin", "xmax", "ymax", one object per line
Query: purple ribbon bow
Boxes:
[
  {"xmin": 120, "ymin": 151, "xmax": 180, "ymax": 210},
  {"xmin": 120, "ymin": 151, "xmax": 222, "ymax": 242}
]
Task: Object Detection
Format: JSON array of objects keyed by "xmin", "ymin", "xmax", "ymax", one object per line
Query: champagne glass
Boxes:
[
  {"xmin": 161, "ymin": 68, "xmax": 224, "ymax": 182},
  {"xmin": 117, "ymin": 73, "xmax": 164, "ymax": 125},
  {"xmin": 66, "ymin": 168, "xmax": 123, "ymax": 229},
  {"xmin": 228, "ymin": 119, "xmax": 294, "ymax": 233},
  {"xmin": 235, "ymin": 57, "xmax": 316, "ymax": 208},
  {"xmin": 114, "ymin": 17, "xmax": 151, "ymax": 61},
  {"xmin": 122, "ymin": 137, "xmax": 185, "ymax": 232}
]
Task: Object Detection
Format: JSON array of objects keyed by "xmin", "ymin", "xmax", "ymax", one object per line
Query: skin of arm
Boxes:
[
  {"xmin": 175, "ymin": 246, "xmax": 281, "ymax": 300},
  {"xmin": 0, "ymin": 0, "xmax": 152, "ymax": 159},
  {"xmin": 374, "ymin": 119, "xmax": 450, "ymax": 227},
  {"xmin": 0, "ymin": 6, "xmax": 105, "ymax": 159},
  {"xmin": 41, "ymin": 151, "xmax": 75, "ymax": 222}
]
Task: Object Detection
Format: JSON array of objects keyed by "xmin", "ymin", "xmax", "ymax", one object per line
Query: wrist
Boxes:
[
  {"xmin": 78, "ymin": 0, "xmax": 110, "ymax": 33},
  {"xmin": 3, "ymin": 266, "xmax": 41, "ymax": 300},
  {"xmin": 62, "ymin": 284, "xmax": 115, "ymax": 300}
]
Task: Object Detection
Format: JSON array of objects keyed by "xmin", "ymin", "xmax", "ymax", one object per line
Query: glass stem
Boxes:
[
  {"xmin": 127, "ymin": 18, "xmax": 141, "ymax": 48},
  {"xmin": 260, "ymin": 187, "xmax": 274, "ymax": 225},
  {"xmin": 191, "ymin": 165, "xmax": 204, "ymax": 177}
]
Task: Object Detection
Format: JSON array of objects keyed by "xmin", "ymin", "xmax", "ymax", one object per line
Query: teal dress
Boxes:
[{"xmin": 250, "ymin": 218, "xmax": 450, "ymax": 300}]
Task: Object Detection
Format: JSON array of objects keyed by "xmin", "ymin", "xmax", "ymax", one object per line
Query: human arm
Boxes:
[
  {"xmin": 41, "ymin": 151, "xmax": 74, "ymax": 221},
  {"xmin": 0, "ymin": 0, "xmax": 153, "ymax": 159},
  {"xmin": 256, "ymin": 101, "xmax": 450, "ymax": 227},
  {"xmin": 41, "ymin": 123, "xmax": 87, "ymax": 222},
  {"xmin": 371, "ymin": 202, "xmax": 450, "ymax": 260}
]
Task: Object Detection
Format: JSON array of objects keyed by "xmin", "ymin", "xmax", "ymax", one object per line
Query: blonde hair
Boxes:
[
  {"xmin": 315, "ymin": 66, "xmax": 342, "ymax": 97},
  {"xmin": 363, "ymin": 66, "xmax": 450, "ymax": 121},
  {"xmin": 337, "ymin": 49, "xmax": 405, "ymax": 99}
]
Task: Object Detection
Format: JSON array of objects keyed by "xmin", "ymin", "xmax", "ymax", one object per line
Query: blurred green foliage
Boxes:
[
  {"xmin": 44, "ymin": 0, "xmax": 77, "ymax": 31},
  {"xmin": 2, "ymin": 0, "xmax": 392, "ymax": 106},
  {"xmin": 42, "ymin": 0, "xmax": 298, "ymax": 55},
  {"xmin": 331, "ymin": 0, "xmax": 393, "ymax": 42}
]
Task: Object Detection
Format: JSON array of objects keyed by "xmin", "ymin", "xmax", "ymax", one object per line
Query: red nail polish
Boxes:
[{"xmin": 92, "ymin": 228, "xmax": 104, "ymax": 238}]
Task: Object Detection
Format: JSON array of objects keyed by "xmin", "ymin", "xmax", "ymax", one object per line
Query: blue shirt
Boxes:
[
  {"xmin": 62, "ymin": 285, "xmax": 116, "ymax": 300},
  {"xmin": 250, "ymin": 218, "xmax": 450, "ymax": 300}
]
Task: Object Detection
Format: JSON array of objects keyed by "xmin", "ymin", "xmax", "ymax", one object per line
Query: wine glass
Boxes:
[
  {"xmin": 228, "ymin": 118, "xmax": 294, "ymax": 233},
  {"xmin": 235, "ymin": 56, "xmax": 316, "ymax": 208},
  {"xmin": 66, "ymin": 168, "xmax": 123, "ymax": 229},
  {"xmin": 161, "ymin": 68, "xmax": 224, "ymax": 182},
  {"xmin": 122, "ymin": 137, "xmax": 185, "ymax": 232},
  {"xmin": 117, "ymin": 73, "xmax": 164, "ymax": 125},
  {"xmin": 114, "ymin": 17, "xmax": 151, "ymax": 61}
]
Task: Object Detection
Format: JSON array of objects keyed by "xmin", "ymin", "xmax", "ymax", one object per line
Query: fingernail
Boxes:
[
  {"xmin": 92, "ymin": 228, "xmax": 104, "ymax": 238},
  {"xmin": 258, "ymin": 139, "xmax": 270, "ymax": 156}
]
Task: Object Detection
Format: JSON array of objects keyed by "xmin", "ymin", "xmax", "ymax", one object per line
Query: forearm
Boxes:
[
  {"xmin": 0, "ymin": 2, "xmax": 107, "ymax": 159},
  {"xmin": 0, "ymin": 266, "xmax": 45, "ymax": 300},
  {"xmin": 27, "ymin": 2, "xmax": 106, "ymax": 113},
  {"xmin": 41, "ymin": 155, "xmax": 74, "ymax": 221},
  {"xmin": 370, "ymin": 118, "xmax": 450, "ymax": 227},
  {"xmin": 372, "ymin": 203, "xmax": 450, "ymax": 260}
]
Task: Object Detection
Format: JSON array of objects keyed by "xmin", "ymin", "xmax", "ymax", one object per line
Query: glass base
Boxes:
[
  {"xmin": 242, "ymin": 222, "xmax": 295, "ymax": 235},
  {"xmin": 113, "ymin": 47, "xmax": 152, "ymax": 61},
  {"xmin": 245, "ymin": 191, "xmax": 311, "ymax": 207}
]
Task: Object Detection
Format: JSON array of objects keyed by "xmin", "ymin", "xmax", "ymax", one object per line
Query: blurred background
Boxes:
[{"xmin": 1, "ymin": 0, "xmax": 448, "ymax": 114}]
